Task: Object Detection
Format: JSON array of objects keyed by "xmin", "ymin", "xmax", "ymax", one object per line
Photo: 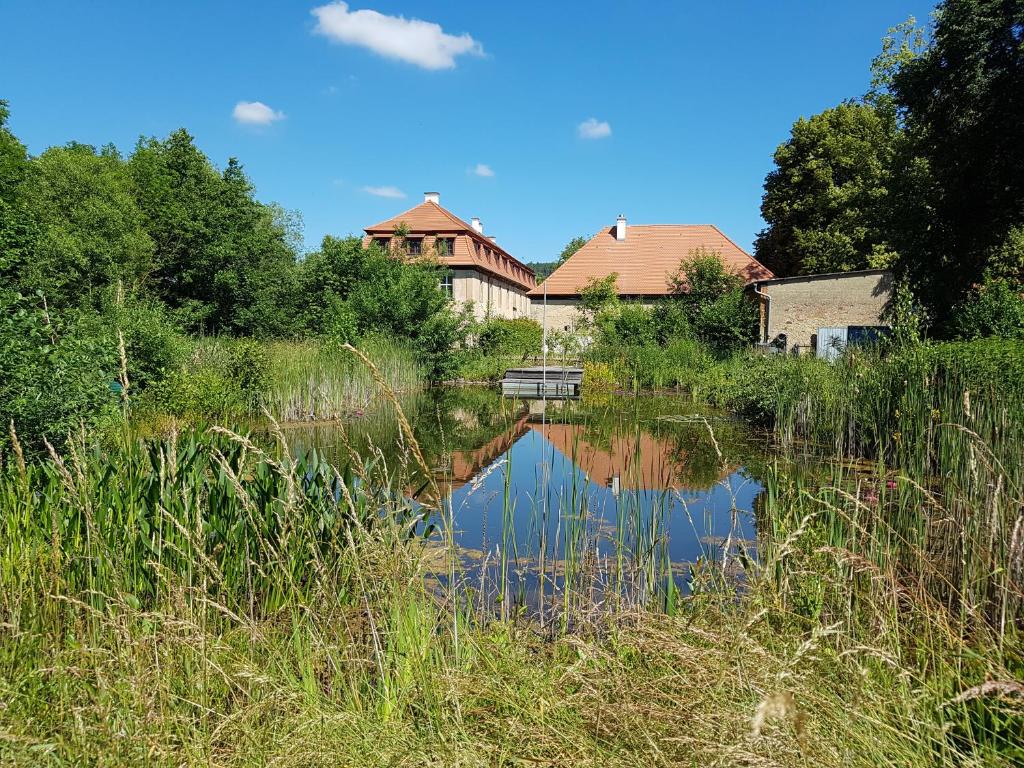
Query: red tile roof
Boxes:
[
  {"xmin": 364, "ymin": 201, "xmax": 537, "ymax": 292},
  {"xmin": 529, "ymin": 224, "xmax": 773, "ymax": 297}
]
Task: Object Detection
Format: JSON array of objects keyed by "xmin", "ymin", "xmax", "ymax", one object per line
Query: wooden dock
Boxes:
[{"xmin": 500, "ymin": 366, "xmax": 583, "ymax": 399}]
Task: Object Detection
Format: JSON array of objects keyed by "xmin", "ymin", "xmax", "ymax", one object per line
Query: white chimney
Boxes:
[
  {"xmin": 616, "ymin": 214, "xmax": 627, "ymax": 241},
  {"xmin": 471, "ymin": 217, "xmax": 483, "ymax": 234},
  {"xmin": 489, "ymin": 236, "xmax": 498, "ymax": 244},
  {"xmin": 424, "ymin": 191, "xmax": 440, "ymax": 204}
]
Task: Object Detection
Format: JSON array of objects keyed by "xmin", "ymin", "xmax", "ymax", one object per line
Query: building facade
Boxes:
[
  {"xmin": 752, "ymin": 269, "xmax": 894, "ymax": 355},
  {"xmin": 530, "ymin": 215, "xmax": 774, "ymax": 332},
  {"xmin": 363, "ymin": 192, "xmax": 536, "ymax": 320}
]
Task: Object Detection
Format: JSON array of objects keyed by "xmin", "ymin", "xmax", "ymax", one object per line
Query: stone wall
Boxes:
[{"xmin": 760, "ymin": 271, "xmax": 894, "ymax": 353}]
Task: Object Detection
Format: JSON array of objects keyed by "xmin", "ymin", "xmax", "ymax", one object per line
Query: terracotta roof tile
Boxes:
[
  {"xmin": 364, "ymin": 201, "xmax": 537, "ymax": 291},
  {"xmin": 529, "ymin": 224, "xmax": 773, "ymax": 297}
]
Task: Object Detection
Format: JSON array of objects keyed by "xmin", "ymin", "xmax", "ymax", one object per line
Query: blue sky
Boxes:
[{"xmin": 1, "ymin": 1, "xmax": 935, "ymax": 262}]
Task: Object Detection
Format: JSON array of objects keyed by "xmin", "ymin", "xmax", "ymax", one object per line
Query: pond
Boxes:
[{"xmin": 288, "ymin": 387, "xmax": 772, "ymax": 620}]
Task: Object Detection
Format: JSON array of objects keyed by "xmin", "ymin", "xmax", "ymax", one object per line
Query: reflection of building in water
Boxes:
[
  {"xmin": 435, "ymin": 413, "xmax": 735, "ymax": 500},
  {"xmin": 433, "ymin": 413, "xmax": 531, "ymax": 496},
  {"xmin": 529, "ymin": 423, "xmax": 690, "ymax": 492}
]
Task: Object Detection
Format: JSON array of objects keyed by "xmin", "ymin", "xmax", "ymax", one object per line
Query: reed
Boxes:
[
  {"xmin": 1, "ymin": 346, "xmax": 1022, "ymax": 764},
  {"xmin": 262, "ymin": 335, "xmax": 423, "ymax": 421}
]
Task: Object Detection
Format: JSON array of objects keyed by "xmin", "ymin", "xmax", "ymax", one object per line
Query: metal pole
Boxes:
[{"xmin": 542, "ymin": 281, "xmax": 548, "ymax": 399}]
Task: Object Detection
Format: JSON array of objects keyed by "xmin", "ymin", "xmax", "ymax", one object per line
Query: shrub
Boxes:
[
  {"xmin": 667, "ymin": 249, "xmax": 758, "ymax": 353},
  {"xmin": 950, "ymin": 279, "xmax": 1024, "ymax": 340},
  {"xmin": 227, "ymin": 339, "xmax": 270, "ymax": 409},
  {"xmin": 595, "ymin": 303, "xmax": 658, "ymax": 348},
  {"xmin": 0, "ymin": 292, "xmax": 119, "ymax": 453},
  {"xmin": 100, "ymin": 293, "xmax": 189, "ymax": 391},
  {"xmin": 476, "ymin": 317, "xmax": 542, "ymax": 357}
]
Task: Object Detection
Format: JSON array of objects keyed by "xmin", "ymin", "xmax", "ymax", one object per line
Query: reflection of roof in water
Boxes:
[
  {"xmin": 435, "ymin": 413, "xmax": 530, "ymax": 495},
  {"xmin": 435, "ymin": 415, "xmax": 735, "ymax": 498},
  {"xmin": 529, "ymin": 423, "xmax": 687, "ymax": 491}
]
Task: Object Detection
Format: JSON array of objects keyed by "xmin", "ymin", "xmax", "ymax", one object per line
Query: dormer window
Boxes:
[{"xmin": 437, "ymin": 237, "xmax": 455, "ymax": 257}]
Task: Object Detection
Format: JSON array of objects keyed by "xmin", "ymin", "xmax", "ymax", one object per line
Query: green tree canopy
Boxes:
[
  {"xmin": 558, "ymin": 235, "xmax": 588, "ymax": 265},
  {"xmin": 755, "ymin": 102, "xmax": 900, "ymax": 276},
  {"xmin": 18, "ymin": 143, "xmax": 154, "ymax": 307},
  {"xmin": 128, "ymin": 130, "xmax": 300, "ymax": 334},
  {"xmin": 892, "ymin": 0, "xmax": 1024, "ymax": 311}
]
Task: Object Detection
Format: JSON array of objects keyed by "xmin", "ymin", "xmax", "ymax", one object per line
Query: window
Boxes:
[
  {"xmin": 406, "ymin": 238, "xmax": 422, "ymax": 255},
  {"xmin": 439, "ymin": 273, "xmax": 453, "ymax": 297},
  {"xmin": 374, "ymin": 237, "xmax": 390, "ymax": 252},
  {"xmin": 437, "ymin": 237, "xmax": 455, "ymax": 257}
]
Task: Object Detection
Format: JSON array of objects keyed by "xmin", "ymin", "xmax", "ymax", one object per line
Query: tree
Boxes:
[
  {"xmin": 558, "ymin": 235, "xmax": 588, "ymax": 265},
  {"xmin": 755, "ymin": 102, "xmax": 901, "ymax": 276},
  {"xmin": 892, "ymin": 0, "xmax": 1024, "ymax": 313},
  {"xmin": 668, "ymin": 249, "xmax": 757, "ymax": 352},
  {"xmin": 0, "ymin": 100, "xmax": 31, "ymax": 204},
  {"xmin": 128, "ymin": 131, "xmax": 300, "ymax": 334},
  {"xmin": 17, "ymin": 143, "xmax": 154, "ymax": 307}
]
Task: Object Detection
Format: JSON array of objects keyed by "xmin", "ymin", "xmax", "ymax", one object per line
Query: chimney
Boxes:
[
  {"xmin": 424, "ymin": 191, "xmax": 440, "ymax": 204},
  {"xmin": 471, "ymin": 217, "xmax": 483, "ymax": 234},
  {"xmin": 489, "ymin": 236, "xmax": 498, "ymax": 244},
  {"xmin": 615, "ymin": 214, "xmax": 627, "ymax": 241}
]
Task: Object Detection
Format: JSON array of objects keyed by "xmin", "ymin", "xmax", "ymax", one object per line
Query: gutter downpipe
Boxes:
[{"xmin": 752, "ymin": 282, "xmax": 771, "ymax": 344}]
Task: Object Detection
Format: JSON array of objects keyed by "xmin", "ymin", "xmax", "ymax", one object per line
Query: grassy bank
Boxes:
[
  {"xmin": 132, "ymin": 334, "xmax": 424, "ymax": 427},
  {"xmin": 2, "ymin": 344, "xmax": 1022, "ymax": 764}
]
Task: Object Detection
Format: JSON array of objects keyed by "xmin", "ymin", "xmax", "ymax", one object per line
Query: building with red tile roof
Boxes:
[
  {"xmin": 528, "ymin": 215, "xmax": 773, "ymax": 332},
  {"xmin": 364, "ymin": 192, "xmax": 536, "ymax": 319},
  {"xmin": 531, "ymin": 217, "xmax": 773, "ymax": 299}
]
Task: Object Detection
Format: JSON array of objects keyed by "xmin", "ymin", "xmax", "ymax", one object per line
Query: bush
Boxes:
[
  {"xmin": 950, "ymin": 279, "xmax": 1024, "ymax": 340},
  {"xmin": 227, "ymin": 339, "xmax": 270, "ymax": 409},
  {"xmin": 595, "ymin": 304, "xmax": 658, "ymax": 348},
  {"xmin": 0, "ymin": 293, "xmax": 119, "ymax": 453},
  {"xmin": 99, "ymin": 293, "xmax": 189, "ymax": 391},
  {"xmin": 476, "ymin": 317, "xmax": 542, "ymax": 357},
  {"xmin": 138, "ymin": 340, "xmax": 246, "ymax": 420}
]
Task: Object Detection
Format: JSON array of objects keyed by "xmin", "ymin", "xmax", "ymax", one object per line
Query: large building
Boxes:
[
  {"xmin": 363, "ymin": 192, "xmax": 536, "ymax": 320},
  {"xmin": 529, "ymin": 214, "xmax": 774, "ymax": 331}
]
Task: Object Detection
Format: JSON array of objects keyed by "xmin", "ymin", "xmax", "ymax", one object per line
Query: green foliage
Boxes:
[
  {"xmin": 0, "ymin": 292, "xmax": 118, "ymax": 452},
  {"xmin": 892, "ymin": 0, "xmax": 1024, "ymax": 314},
  {"xmin": 579, "ymin": 273, "xmax": 619, "ymax": 319},
  {"xmin": 100, "ymin": 292, "xmax": 188, "ymax": 391},
  {"xmin": 595, "ymin": 303, "xmax": 659, "ymax": 348},
  {"xmin": 755, "ymin": 103, "xmax": 900, "ymax": 276},
  {"xmin": 129, "ymin": 131, "xmax": 302, "ymax": 335},
  {"xmin": 950, "ymin": 280, "xmax": 1024, "ymax": 341},
  {"xmin": 0, "ymin": 99, "xmax": 30, "ymax": 203},
  {"xmin": 557, "ymin": 235, "xmax": 588, "ymax": 265},
  {"xmin": 17, "ymin": 143, "xmax": 154, "ymax": 307},
  {"xmin": 668, "ymin": 249, "xmax": 757, "ymax": 352},
  {"xmin": 476, "ymin": 317, "xmax": 542, "ymax": 357},
  {"xmin": 227, "ymin": 339, "xmax": 271, "ymax": 408}
]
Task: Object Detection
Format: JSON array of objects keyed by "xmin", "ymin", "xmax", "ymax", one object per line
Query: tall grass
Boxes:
[
  {"xmin": 262, "ymin": 335, "xmax": 423, "ymax": 421},
  {"xmin": 2, "ymin": 343, "xmax": 1022, "ymax": 764}
]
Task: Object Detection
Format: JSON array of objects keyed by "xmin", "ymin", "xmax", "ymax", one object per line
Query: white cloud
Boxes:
[
  {"xmin": 363, "ymin": 185, "xmax": 406, "ymax": 199},
  {"xmin": 470, "ymin": 163, "xmax": 494, "ymax": 177},
  {"xmin": 578, "ymin": 117, "xmax": 612, "ymax": 139},
  {"xmin": 311, "ymin": 2, "xmax": 483, "ymax": 70},
  {"xmin": 233, "ymin": 101, "xmax": 286, "ymax": 126}
]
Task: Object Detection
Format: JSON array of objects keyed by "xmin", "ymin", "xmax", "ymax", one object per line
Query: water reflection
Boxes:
[{"xmin": 292, "ymin": 388, "xmax": 767, "ymax": 616}]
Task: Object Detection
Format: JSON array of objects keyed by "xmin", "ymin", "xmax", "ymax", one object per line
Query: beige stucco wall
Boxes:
[
  {"xmin": 452, "ymin": 269, "xmax": 532, "ymax": 320},
  {"xmin": 761, "ymin": 271, "xmax": 893, "ymax": 353},
  {"xmin": 529, "ymin": 297, "xmax": 658, "ymax": 341},
  {"xmin": 530, "ymin": 298, "xmax": 583, "ymax": 332}
]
